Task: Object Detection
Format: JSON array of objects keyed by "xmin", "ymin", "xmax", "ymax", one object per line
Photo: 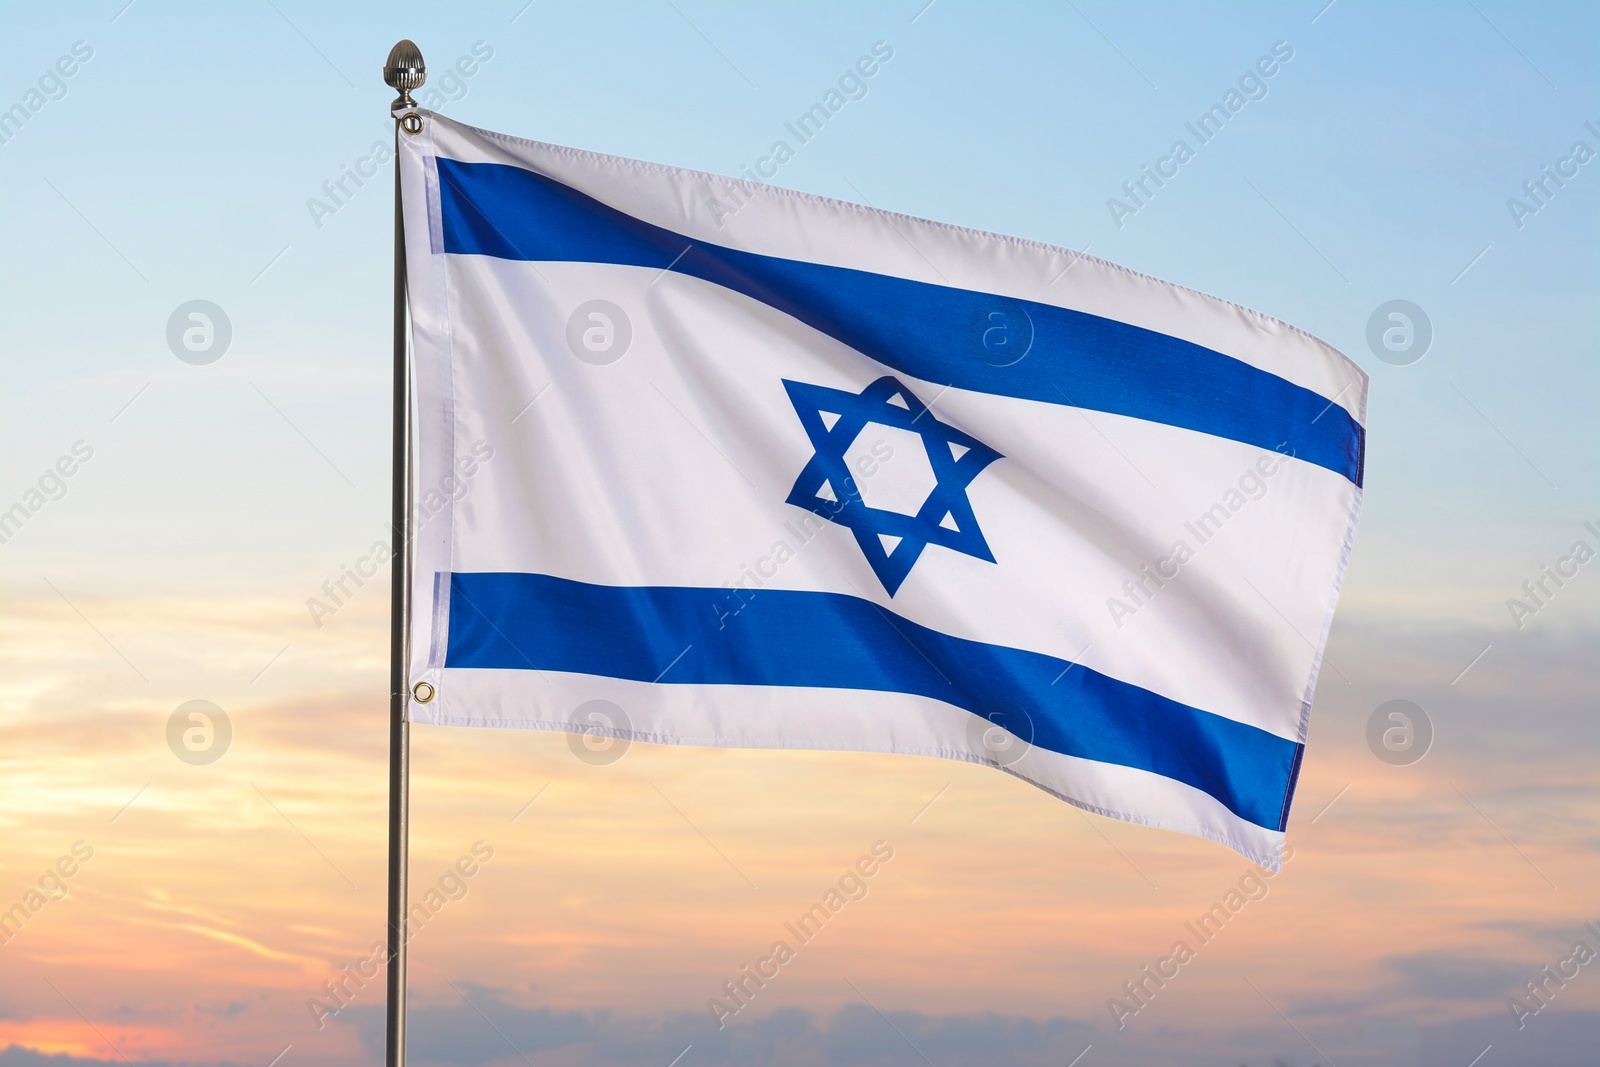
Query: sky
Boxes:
[{"xmin": 0, "ymin": 1, "xmax": 1597, "ymax": 1065}]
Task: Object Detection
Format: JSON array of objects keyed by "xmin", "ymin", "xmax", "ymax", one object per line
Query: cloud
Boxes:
[
  {"xmin": 191, "ymin": 999, "xmax": 250, "ymax": 1020},
  {"xmin": 1383, "ymin": 949, "xmax": 1530, "ymax": 1000},
  {"xmin": 1417, "ymin": 1008, "xmax": 1600, "ymax": 1067},
  {"xmin": 0, "ymin": 1050, "xmax": 245, "ymax": 1067},
  {"xmin": 337, "ymin": 992, "xmax": 1093, "ymax": 1066}
]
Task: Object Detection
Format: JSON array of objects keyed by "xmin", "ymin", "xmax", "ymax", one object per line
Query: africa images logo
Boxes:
[{"xmin": 783, "ymin": 376, "xmax": 1002, "ymax": 595}]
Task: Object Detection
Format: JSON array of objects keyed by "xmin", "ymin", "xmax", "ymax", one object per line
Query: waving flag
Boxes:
[{"xmin": 396, "ymin": 110, "xmax": 1365, "ymax": 868}]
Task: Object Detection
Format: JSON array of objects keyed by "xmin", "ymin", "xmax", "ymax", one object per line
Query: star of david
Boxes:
[{"xmin": 783, "ymin": 376, "xmax": 1004, "ymax": 595}]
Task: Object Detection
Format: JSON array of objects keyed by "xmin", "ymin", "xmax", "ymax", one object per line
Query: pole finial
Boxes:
[{"xmin": 383, "ymin": 40, "xmax": 426, "ymax": 109}]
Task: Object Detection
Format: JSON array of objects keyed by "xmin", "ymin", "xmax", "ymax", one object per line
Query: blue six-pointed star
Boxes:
[{"xmin": 782, "ymin": 376, "xmax": 1004, "ymax": 595}]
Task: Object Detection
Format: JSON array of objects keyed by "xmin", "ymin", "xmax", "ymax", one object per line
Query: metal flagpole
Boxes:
[{"xmin": 382, "ymin": 39, "xmax": 425, "ymax": 1067}]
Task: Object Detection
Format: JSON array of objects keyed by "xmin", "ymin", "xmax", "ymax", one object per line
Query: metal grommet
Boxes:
[
  {"xmin": 412, "ymin": 680, "xmax": 435, "ymax": 703},
  {"xmin": 400, "ymin": 112, "xmax": 423, "ymax": 135}
]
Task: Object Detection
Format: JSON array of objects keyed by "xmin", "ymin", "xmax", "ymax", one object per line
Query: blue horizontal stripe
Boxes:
[
  {"xmin": 434, "ymin": 157, "xmax": 1363, "ymax": 486},
  {"xmin": 446, "ymin": 572, "xmax": 1303, "ymax": 831}
]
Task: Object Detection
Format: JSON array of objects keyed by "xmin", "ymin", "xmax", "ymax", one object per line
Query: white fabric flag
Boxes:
[{"xmin": 397, "ymin": 110, "xmax": 1366, "ymax": 868}]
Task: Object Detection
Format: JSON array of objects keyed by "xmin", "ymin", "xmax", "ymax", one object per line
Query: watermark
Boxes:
[
  {"xmin": 1366, "ymin": 699, "xmax": 1432, "ymax": 766},
  {"xmin": 567, "ymin": 699, "xmax": 632, "ymax": 765},
  {"xmin": 1365, "ymin": 299, "xmax": 1432, "ymax": 366},
  {"xmin": 307, "ymin": 139, "xmax": 392, "ymax": 230},
  {"xmin": 966, "ymin": 705, "xmax": 1034, "ymax": 767},
  {"xmin": 1106, "ymin": 445, "xmax": 1293, "ymax": 629},
  {"xmin": 706, "ymin": 41, "xmax": 896, "ymax": 227},
  {"xmin": 306, "ymin": 441, "xmax": 494, "ymax": 627},
  {"xmin": 1506, "ymin": 520, "xmax": 1599, "ymax": 630},
  {"xmin": 707, "ymin": 840, "xmax": 895, "ymax": 1029},
  {"xmin": 167, "ymin": 700, "xmax": 232, "ymax": 766},
  {"xmin": 0, "ymin": 841, "xmax": 95, "ymax": 948},
  {"xmin": 970, "ymin": 301, "xmax": 1034, "ymax": 367},
  {"xmin": 307, "ymin": 840, "xmax": 495, "ymax": 1030},
  {"xmin": 167, "ymin": 300, "xmax": 232, "ymax": 364},
  {"xmin": 1506, "ymin": 120, "xmax": 1600, "ymax": 230},
  {"xmin": 306, "ymin": 42, "xmax": 495, "ymax": 230},
  {"xmin": 1107, "ymin": 41, "xmax": 1294, "ymax": 228},
  {"xmin": 713, "ymin": 432, "xmax": 896, "ymax": 629},
  {"xmin": 566, "ymin": 300, "xmax": 632, "ymax": 365},
  {"xmin": 1107, "ymin": 844, "xmax": 1294, "ymax": 1030},
  {"xmin": 0, "ymin": 41, "xmax": 94, "ymax": 147},
  {"xmin": 0, "ymin": 440, "xmax": 94, "ymax": 546},
  {"xmin": 1508, "ymin": 920, "xmax": 1600, "ymax": 1030},
  {"xmin": 307, "ymin": 536, "xmax": 396, "ymax": 628},
  {"xmin": 413, "ymin": 41, "xmax": 495, "ymax": 113}
]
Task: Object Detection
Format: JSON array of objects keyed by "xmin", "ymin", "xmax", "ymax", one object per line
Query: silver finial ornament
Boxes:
[{"xmin": 383, "ymin": 40, "xmax": 426, "ymax": 109}]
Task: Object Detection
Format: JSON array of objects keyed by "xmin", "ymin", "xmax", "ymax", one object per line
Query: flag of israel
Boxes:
[{"xmin": 397, "ymin": 111, "xmax": 1365, "ymax": 868}]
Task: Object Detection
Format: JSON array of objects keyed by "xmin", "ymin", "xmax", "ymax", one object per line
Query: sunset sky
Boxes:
[{"xmin": 1, "ymin": 2, "xmax": 1597, "ymax": 1065}]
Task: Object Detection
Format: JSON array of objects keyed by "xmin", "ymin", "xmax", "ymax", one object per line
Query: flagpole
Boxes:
[{"xmin": 382, "ymin": 39, "xmax": 425, "ymax": 1067}]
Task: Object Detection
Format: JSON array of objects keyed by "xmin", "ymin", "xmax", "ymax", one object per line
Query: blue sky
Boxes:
[
  {"xmin": 1, "ymin": 3, "xmax": 1596, "ymax": 1066},
  {"xmin": 2, "ymin": 1, "xmax": 1595, "ymax": 601}
]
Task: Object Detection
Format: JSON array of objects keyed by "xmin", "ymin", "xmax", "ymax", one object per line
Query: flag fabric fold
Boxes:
[{"xmin": 397, "ymin": 110, "xmax": 1366, "ymax": 868}]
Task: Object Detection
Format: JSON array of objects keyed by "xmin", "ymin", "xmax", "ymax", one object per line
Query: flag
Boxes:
[{"xmin": 396, "ymin": 110, "xmax": 1365, "ymax": 868}]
